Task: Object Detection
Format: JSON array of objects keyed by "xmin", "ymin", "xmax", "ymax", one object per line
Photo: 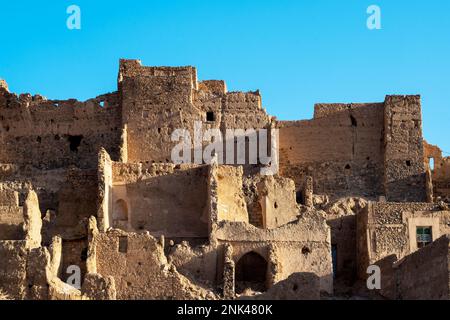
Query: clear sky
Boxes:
[{"xmin": 1, "ymin": 0, "xmax": 449, "ymax": 154}]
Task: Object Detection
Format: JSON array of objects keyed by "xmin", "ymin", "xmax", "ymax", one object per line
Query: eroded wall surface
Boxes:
[
  {"xmin": 0, "ymin": 60, "xmax": 448, "ymax": 300},
  {"xmin": 0, "ymin": 88, "xmax": 122, "ymax": 169},
  {"xmin": 278, "ymin": 103, "xmax": 385, "ymax": 200},
  {"xmin": 357, "ymin": 201, "xmax": 450, "ymax": 278},
  {"xmin": 111, "ymin": 162, "xmax": 209, "ymax": 239}
]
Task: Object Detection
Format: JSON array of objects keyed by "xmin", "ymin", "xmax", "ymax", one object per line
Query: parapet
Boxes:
[
  {"xmin": 198, "ymin": 80, "xmax": 227, "ymax": 95},
  {"xmin": 314, "ymin": 102, "xmax": 383, "ymax": 119},
  {"xmin": 118, "ymin": 59, "xmax": 198, "ymax": 90},
  {"xmin": 0, "ymin": 79, "xmax": 8, "ymax": 92}
]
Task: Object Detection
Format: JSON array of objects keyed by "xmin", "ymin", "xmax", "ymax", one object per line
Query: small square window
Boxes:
[
  {"xmin": 206, "ymin": 111, "xmax": 215, "ymax": 122},
  {"xmin": 416, "ymin": 226, "xmax": 432, "ymax": 248}
]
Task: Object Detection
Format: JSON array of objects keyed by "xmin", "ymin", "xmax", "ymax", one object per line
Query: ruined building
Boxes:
[{"xmin": 0, "ymin": 60, "xmax": 449, "ymax": 300}]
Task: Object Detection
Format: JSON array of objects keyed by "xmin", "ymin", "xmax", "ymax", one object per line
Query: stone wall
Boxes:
[
  {"xmin": 93, "ymin": 229, "xmax": 216, "ymax": 299},
  {"xmin": 376, "ymin": 235, "xmax": 450, "ymax": 300},
  {"xmin": 0, "ymin": 87, "xmax": 122, "ymax": 170},
  {"xmin": 119, "ymin": 59, "xmax": 271, "ymax": 165},
  {"xmin": 0, "ymin": 188, "xmax": 23, "ymax": 240},
  {"xmin": 111, "ymin": 162, "xmax": 209, "ymax": 239},
  {"xmin": 216, "ymin": 166, "xmax": 248, "ymax": 223},
  {"xmin": 214, "ymin": 208, "xmax": 333, "ymax": 294},
  {"xmin": 356, "ymin": 201, "xmax": 450, "ymax": 278},
  {"xmin": 423, "ymin": 141, "xmax": 450, "ymax": 201},
  {"xmin": 278, "ymin": 103, "xmax": 385, "ymax": 200},
  {"xmin": 395, "ymin": 235, "xmax": 450, "ymax": 300},
  {"xmin": 384, "ymin": 95, "xmax": 426, "ymax": 202}
]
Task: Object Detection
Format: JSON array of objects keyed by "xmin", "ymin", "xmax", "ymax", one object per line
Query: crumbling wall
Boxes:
[
  {"xmin": 356, "ymin": 201, "xmax": 450, "ymax": 278},
  {"xmin": 214, "ymin": 208, "xmax": 333, "ymax": 294},
  {"xmin": 0, "ymin": 190, "xmax": 49, "ymax": 300},
  {"xmin": 0, "ymin": 165, "xmax": 99, "ymax": 245},
  {"xmin": 324, "ymin": 197, "xmax": 367, "ymax": 284},
  {"xmin": 256, "ymin": 175, "xmax": 298, "ymax": 229},
  {"xmin": 216, "ymin": 166, "xmax": 248, "ymax": 223},
  {"xmin": 0, "ymin": 86, "xmax": 122, "ymax": 169},
  {"xmin": 423, "ymin": 141, "xmax": 450, "ymax": 201},
  {"xmin": 119, "ymin": 59, "xmax": 270, "ymax": 165},
  {"xmin": 111, "ymin": 162, "xmax": 209, "ymax": 239},
  {"xmin": 383, "ymin": 95, "xmax": 426, "ymax": 202},
  {"xmin": 375, "ymin": 235, "xmax": 450, "ymax": 300},
  {"xmin": 0, "ymin": 188, "xmax": 23, "ymax": 240},
  {"xmin": 395, "ymin": 235, "xmax": 450, "ymax": 300},
  {"xmin": 0, "ymin": 240, "xmax": 28, "ymax": 298},
  {"xmin": 278, "ymin": 103, "xmax": 385, "ymax": 200},
  {"xmin": 219, "ymin": 91, "xmax": 270, "ymax": 131},
  {"xmin": 119, "ymin": 60, "xmax": 198, "ymax": 163},
  {"xmin": 168, "ymin": 242, "xmax": 218, "ymax": 287},
  {"xmin": 246, "ymin": 272, "xmax": 321, "ymax": 300},
  {"xmin": 94, "ymin": 229, "xmax": 216, "ymax": 299}
]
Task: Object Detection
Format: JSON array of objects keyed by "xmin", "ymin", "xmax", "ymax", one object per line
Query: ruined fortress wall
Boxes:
[
  {"xmin": 384, "ymin": 95, "xmax": 427, "ymax": 202},
  {"xmin": 119, "ymin": 60, "xmax": 271, "ymax": 165},
  {"xmin": 220, "ymin": 91, "xmax": 270, "ymax": 130},
  {"xmin": 278, "ymin": 103, "xmax": 385, "ymax": 199},
  {"xmin": 111, "ymin": 162, "xmax": 209, "ymax": 239},
  {"xmin": 119, "ymin": 60, "xmax": 201, "ymax": 164},
  {"xmin": 0, "ymin": 88, "xmax": 122, "ymax": 169}
]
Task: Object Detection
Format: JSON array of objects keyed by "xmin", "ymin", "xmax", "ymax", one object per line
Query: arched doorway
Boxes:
[{"xmin": 235, "ymin": 251, "xmax": 267, "ymax": 294}]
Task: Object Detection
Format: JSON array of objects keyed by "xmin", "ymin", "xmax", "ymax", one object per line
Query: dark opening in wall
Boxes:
[
  {"xmin": 80, "ymin": 248, "xmax": 88, "ymax": 261},
  {"xmin": 68, "ymin": 135, "xmax": 83, "ymax": 152},
  {"xmin": 302, "ymin": 246, "xmax": 311, "ymax": 255},
  {"xmin": 274, "ymin": 202, "xmax": 278, "ymax": 209},
  {"xmin": 118, "ymin": 236, "xmax": 128, "ymax": 253},
  {"xmin": 235, "ymin": 252, "xmax": 267, "ymax": 294},
  {"xmin": 350, "ymin": 115, "xmax": 357, "ymax": 127},
  {"xmin": 296, "ymin": 190, "xmax": 304, "ymax": 204},
  {"xmin": 345, "ymin": 164, "xmax": 351, "ymax": 170},
  {"xmin": 36, "ymin": 136, "xmax": 41, "ymax": 143},
  {"xmin": 206, "ymin": 111, "xmax": 215, "ymax": 122},
  {"xmin": 406, "ymin": 160, "xmax": 411, "ymax": 167}
]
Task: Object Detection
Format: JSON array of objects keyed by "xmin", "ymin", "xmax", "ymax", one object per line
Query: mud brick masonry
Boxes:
[{"xmin": 0, "ymin": 60, "xmax": 449, "ymax": 300}]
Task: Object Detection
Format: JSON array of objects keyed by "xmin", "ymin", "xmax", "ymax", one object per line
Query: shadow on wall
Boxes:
[{"xmin": 239, "ymin": 272, "xmax": 323, "ymax": 300}]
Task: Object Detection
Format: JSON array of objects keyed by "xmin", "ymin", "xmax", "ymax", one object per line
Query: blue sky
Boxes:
[{"xmin": 1, "ymin": 0, "xmax": 449, "ymax": 153}]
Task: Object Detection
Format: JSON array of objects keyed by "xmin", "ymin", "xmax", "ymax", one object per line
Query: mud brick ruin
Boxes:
[{"xmin": 0, "ymin": 59, "xmax": 449, "ymax": 300}]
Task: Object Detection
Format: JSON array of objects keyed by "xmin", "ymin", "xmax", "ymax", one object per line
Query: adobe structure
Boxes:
[{"xmin": 0, "ymin": 59, "xmax": 449, "ymax": 300}]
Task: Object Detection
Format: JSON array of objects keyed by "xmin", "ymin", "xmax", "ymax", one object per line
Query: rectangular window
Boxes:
[{"xmin": 416, "ymin": 226, "xmax": 432, "ymax": 248}]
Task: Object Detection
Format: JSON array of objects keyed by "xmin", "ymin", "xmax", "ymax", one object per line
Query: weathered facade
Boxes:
[{"xmin": 0, "ymin": 60, "xmax": 449, "ymax": 300}]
